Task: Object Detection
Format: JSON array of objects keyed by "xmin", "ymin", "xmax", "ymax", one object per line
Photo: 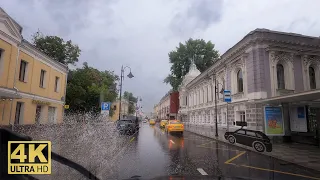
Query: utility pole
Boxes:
[
  {"xmin": 214, "ymin": 74, "xmax": 218, "ymax": 137},
  {"xmin": 118, "ymin": 65, "xmax": 134, "ymax": 120}
]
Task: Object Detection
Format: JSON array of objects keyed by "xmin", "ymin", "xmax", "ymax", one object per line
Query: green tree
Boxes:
[
  {"xmin": 164, "ymin": 38, "xmax": 220, "ymax": 90},
  {"xmin": 32, "ymin": 31, "xmax": 81, "ymax": 65},
  {"xmin": 66, "ymin": 62, "xmax": 119, "ymax": 114},
  {"xmin": 123, "ymin": 91, "xmax": 137, "ymax": 115}
]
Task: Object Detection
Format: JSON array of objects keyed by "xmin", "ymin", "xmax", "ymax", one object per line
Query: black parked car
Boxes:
[
  {"xmin": 224, "ymin": 129, "xmax": 272, "ymax": 152},
  {"xmin": 116, "ymin": 119, "xmax": 139, "ymax": 135}
]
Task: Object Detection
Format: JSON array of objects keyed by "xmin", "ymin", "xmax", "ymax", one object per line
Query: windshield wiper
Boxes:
[{"xmin": 0, "ymin": 128, "xmax": 100, "ymax": 180}]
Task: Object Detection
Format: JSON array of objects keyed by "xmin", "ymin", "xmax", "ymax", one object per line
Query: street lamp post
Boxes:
[
  {"xmin": 118, "ymin": 65, "xmax": 134, "ymax": 120},
  {"xmin": 213, "ymin": 73, "xmax": 224, "ymax": 137}
]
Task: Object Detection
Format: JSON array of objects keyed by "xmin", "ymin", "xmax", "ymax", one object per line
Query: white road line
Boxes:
[
  {"xmin": 170, "ymin": 140, "xmax": 175, "ymax": 144},
  {"xmin": 197, "ymin": 168, "xmax": 208, "ymax": 175}
]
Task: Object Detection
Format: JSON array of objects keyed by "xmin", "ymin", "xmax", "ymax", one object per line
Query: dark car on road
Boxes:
[
  {"xmin": 224, "ymin": 129, "xmax": 272, "ymax": 152},
  {"xmin": 116, "ymin": 119, "xmax": 139, "ymax": 135}
]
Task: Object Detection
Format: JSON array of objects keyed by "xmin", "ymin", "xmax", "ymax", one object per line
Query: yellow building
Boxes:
[
  {"xmin": 0, "ymin": 7, "xmax": 68, "ymax": 125},
  {"xmin": 110, "ymin": 99, "xmax": 134, "ymax": 121}
]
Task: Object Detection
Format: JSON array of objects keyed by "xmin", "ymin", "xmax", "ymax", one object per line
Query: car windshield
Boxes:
[{"xmin": 2, "ymin": 2, "xmax": 320, "ymax": 180}]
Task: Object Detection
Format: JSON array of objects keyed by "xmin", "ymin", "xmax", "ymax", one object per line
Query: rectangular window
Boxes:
[
  {"xmin": 240, "ymin": 111, "xmax": 246, "ymax": 122},
  {"xmin": 19, "ymin": 60, "xmax": 28, "ymax": 82},
  {"xmin": 14, "ymin": 102, "xmax": 24, "ymax": 124},
  {"xmin": 39, "ymin": 70, "xmax": 46, "ymax": 88},
  {"xmin": 185, "ymin": 96, "xmax": 188, "ymax": 106},
  {"xmin": 0, "ymin": 49, "xmax": 3, "ymax": 76},
  {"xmin": 35, "ymin": 105, "xmax": 42, "ymax": 124},
  {"xmin": 54, "ymin": 76, "xmax": 60, "ymax": 92},
  {"xmin": 48, "ymin": 106, "xmax": 56, "ymax": 123}
]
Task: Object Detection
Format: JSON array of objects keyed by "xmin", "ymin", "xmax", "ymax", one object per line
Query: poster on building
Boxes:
[
  {"xmin": 290, "ymin": 106, "xmax": 307, "ymax": 132},
  {"xmin": 264, "ymin": 106, "xmax": 285, "ymax": 136}
]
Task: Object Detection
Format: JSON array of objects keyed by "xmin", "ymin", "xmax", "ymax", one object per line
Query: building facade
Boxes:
[
  {"xmin": 155, "ymin": 90, "xmax": 180, "ymax": 120},
  {"xmin": 111, "ymin": 99, "xmax": 135, "ymax": 121},
  {"xmin": 179, "ymin": 29, "xmax": 320, "ymax": 145},
  {"xmin": 0, "ymin": 7, "xmax": 68, "ymax": 125}
]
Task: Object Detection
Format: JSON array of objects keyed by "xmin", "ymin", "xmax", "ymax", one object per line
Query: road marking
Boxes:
[
  {"xmin": 130, "ymin": 137, "xmax": 135, "ymax": 142},
  {"xmin": 170, "ymin": 140, "xmax": 175, "ymax": 144},
  {"xmin": 197, "ymin": 168, "xmax": 208, "ymax": 175},
  {"xmin": 198, "ymin": 141, "xmax": 215, "ymax": 146},
  {"xmin": 224, "ymin": 151, "xmax": 246, "ymax": 164},
  {"xmin": 197, "ymin": 146, "xmax": 241, "ymax": 152},
  {"xmin": 241, "ymin": 164, "xmax": 320, "ymax": 180}
]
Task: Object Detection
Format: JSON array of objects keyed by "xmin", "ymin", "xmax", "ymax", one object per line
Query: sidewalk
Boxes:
[{"xmin": 184, "ymin": 123, "xmax": 320, "ymax": 172}]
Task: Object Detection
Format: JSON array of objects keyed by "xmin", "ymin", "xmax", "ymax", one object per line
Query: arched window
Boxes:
[
  {"xmin": 237, "ymin": 69, "xmax": 244, "ymax": 92},
  {"xmin": 276, "ymin": 64, "xmax": 285, "ymax": 89},
  {"xmin": 309, "ymin": 66, "xmax": 316, "ymax": 89}
]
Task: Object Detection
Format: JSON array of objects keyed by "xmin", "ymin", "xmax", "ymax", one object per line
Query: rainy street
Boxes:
[{"xmin": 105, "ymin": 123, "xmax": 320, "ymax": 180}]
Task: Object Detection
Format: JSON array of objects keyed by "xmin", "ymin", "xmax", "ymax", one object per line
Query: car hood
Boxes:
[{"xmin": 123, "ymin": 175, "xmax": 258, "ymax": 180}]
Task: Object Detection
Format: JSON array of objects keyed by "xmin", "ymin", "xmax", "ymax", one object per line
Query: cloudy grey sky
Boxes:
[{"xmin": 1, "ymin": 0, "xmax": 320, "ymax": 113}]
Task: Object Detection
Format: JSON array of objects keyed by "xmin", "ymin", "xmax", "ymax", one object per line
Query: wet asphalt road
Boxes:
[{"xmin": 106, "ymin": 123, "xmax": 320, "ymax": 180}]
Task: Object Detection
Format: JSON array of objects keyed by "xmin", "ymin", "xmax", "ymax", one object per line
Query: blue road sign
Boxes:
[
  {"xmin": 101, "ymin": 102, "xmax": 111, "ymax": 111},
  {"xmin": 224, "ymin": 90, "xmax": 231, "ymax": 103}
]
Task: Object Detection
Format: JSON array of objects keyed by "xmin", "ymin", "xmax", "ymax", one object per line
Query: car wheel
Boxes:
[
  {"xmin": 253, "ymin": 142, "xmax": 265, "ymax": 152},
  {"xmin": 228, "ymin": 135, "xmax": 236, "ymax": 144}
]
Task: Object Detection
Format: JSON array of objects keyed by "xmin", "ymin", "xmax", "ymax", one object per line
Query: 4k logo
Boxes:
[{"xmin": 8, "ymin": 141, "xmax": 51, "ymax": 174}]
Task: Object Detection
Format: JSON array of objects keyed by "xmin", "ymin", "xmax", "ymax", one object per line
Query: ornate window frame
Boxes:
[
  {"xmin": 230, "ymin": 57, "xmax": 247, "ymax": 98},
  {"xmin": 302, "ymin": 55, "xmax": 320, "ymax": 90},
  {"xmin": 269, "ymin": 51, "xmax": 295, "ymax": 96}
]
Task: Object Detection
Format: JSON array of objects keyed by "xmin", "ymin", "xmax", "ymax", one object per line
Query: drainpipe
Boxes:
[
  {"xmin": 9, "ymin": 43, "xmax": 21, "ymax": 131},
  {"xmin": 62, "ymin": 69, "xmax": 68, "ymax": 121}
]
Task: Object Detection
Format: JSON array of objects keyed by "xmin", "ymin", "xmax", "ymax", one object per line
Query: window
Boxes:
[
  {"xmin": 236, "ymin": 129, "xmax": 245, "ymax": 134},
  {"xmin": 19, "ymin": 60, "xmax": 28, "ymax": 82},
  {"xmin": 309, "ymin": 67, "xmax": 316, "ymax": 89},
  {"xmin": 14, "ymin": 102, "xmax": 24, "ymax": 124},
  {"xmin": 240, "ymin": 111, "xmax": 245, "ymax": 122},
  {"xmin": 54, "ymin": 76, "xmax": 60, "ymax": 92},
  {"xmin": 0, "ymin": 49, "xmax": 3, "ymax": 76},
  {"xmin": 35, "ymin": 105, "xmax": 42, "ymax": 124},
  {"xmin": 207, "ymin": 86, "xmax": 209, "ymax": 102},
  {"xmin": 277, "ymin": 64, "xmax": 285, "ymax": 89},
  {"xmin": 185, "ymin": 96, "xmax": 188, "ymax": 106},
  {"xmin": 48, "ymin": 106, "xmax": 57, "ymax": 123},
  {"xmin": 39, "ymin": 70, "xmax": 46, "ymax": 88},
  {"xmin": 246, "ymin": 131, "xmax": 256, "ymax": 137},
  {"xmin": 237, "ymin": 69, "xmax": 244, "ymax": 92}
]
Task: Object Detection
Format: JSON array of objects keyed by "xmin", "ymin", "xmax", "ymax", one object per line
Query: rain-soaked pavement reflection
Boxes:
[{"xmin": 106, "ymin": 123, "xmax": 320, "ymax": 180}]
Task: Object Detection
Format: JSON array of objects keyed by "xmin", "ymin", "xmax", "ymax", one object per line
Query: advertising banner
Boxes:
[
  {"xmin": 264, "ymin": 106, "xmax": 285, "ymax": 136},
  {"xmin": 290, "ymin": 106, "xmax": 308, "ymax": 132}
]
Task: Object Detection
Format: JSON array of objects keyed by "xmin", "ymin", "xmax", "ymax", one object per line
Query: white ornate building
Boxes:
[{"xmin": 179, "ymin": 29, "xmax": 320, "ymax": 144}]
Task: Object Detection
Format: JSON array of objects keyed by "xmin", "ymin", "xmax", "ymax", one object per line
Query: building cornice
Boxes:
[
  {"xmin": 21, "ymin": 40, "xmax": 68, "ymax": 74},
  {"xmin": 185, "ymin": 29, "xmax": 320, "ymax": 89}
]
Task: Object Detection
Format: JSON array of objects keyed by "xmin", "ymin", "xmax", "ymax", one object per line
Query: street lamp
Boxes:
[
  {"xmin": 205, "ymin": 73, "xmax": 224, "ymax": 137},
  {"xmin": 119, "ymin": 65, "xmax": 134, "ymax": 120},
  {"xmin": 213, "ymin": 73, "xmax": 224, "ymax": 137}
]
